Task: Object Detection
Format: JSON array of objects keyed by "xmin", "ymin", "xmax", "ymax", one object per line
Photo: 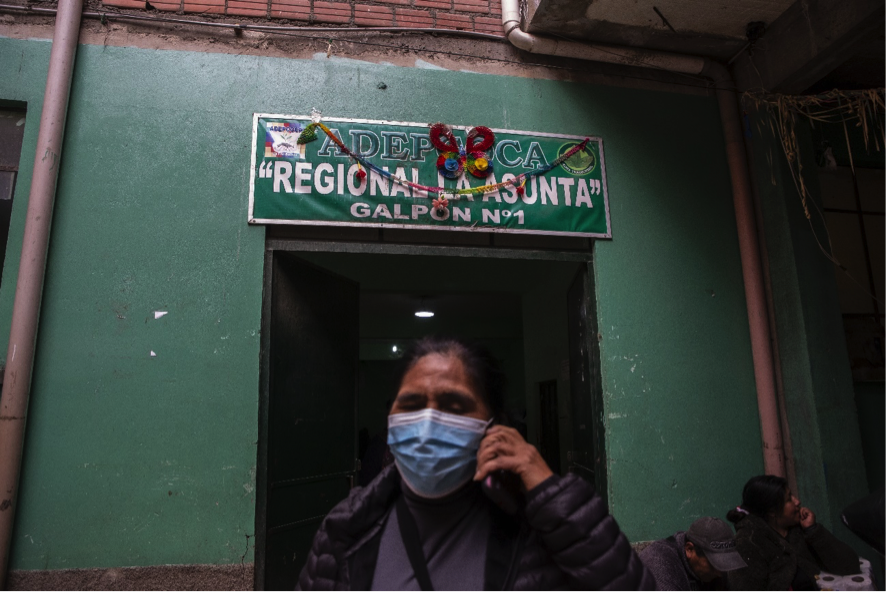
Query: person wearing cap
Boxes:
[{"xmin": 639, "ymin": 517, "xmax": 747, "ymax": 590}]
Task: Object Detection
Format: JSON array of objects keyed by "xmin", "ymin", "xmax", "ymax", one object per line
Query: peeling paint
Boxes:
[
  {"xmin": 608, "ymin": 412, "xmax": 627, "ymax": 419},
  {"xmin": 311, "ymin": 52, "xmax": 387, "ymax": 67},
  {"xmin": 414, "ymin": 59, "xmax": 447, "ymax": 71}
]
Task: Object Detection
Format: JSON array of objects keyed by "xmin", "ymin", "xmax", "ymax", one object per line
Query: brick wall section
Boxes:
[
  {"xmin": 271, "ymin": 0, "xmax": 311, "ymax": 20},
  {"xmin": 354, "ymin": 3, "xmax": 393, "ymax": 25},
  {"xmin": 413, "ymin": 0, "xmax": 450, "ymax": 9},
  {"xmin": 435, "ymin": 11, "xmax": 470, "ymax": 30},
  {"xmin": 182, "ymin": 0, "xmax": 225, "ymax": 14},
  {"xmin": 311, "ymin": 0, "xmax": 350, "ymax": 23},
  {"xmin": 105, "ymin": 0, "xmax": 146, "ymax": 9},
  {"xmin": 228, "ymin": 0, "xmax": 267, "ymax": 17},
  {"xmin": 394, "ymin": 7, "xmax": 433, "ymax": 27},
  {"xmin": 474, "ymin": 15, "xmax": 501, "ymax": 34},
  {"xmin": 145, "ymin": 0, "xmax": 184, "ymax": 11},
  {"xmin": 453, "ymin": 0, "xmax": 487, "ymax": 13},
  {"xmin": 103, "ymin": 0, "xmax": 503, "ymax": 35}
]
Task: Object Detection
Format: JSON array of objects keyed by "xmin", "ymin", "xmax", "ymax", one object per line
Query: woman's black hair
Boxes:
[
  {"xmin": 727, "ymin": 475, "xmax": 789, "ymax": 523},
  {"xmin": 398, "ymin": 336, "xmax": 507, "ymax": 422}
]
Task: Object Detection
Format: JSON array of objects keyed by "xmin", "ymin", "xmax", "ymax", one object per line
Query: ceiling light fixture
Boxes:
[{"xmin": 415, "ymin": 296, "xmax": 434, "ymax": 318}]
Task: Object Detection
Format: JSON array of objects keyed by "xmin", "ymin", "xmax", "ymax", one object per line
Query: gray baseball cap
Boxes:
[{"xmin": 686, "ymin": 517, "xmax": 747, "ymax": 572}]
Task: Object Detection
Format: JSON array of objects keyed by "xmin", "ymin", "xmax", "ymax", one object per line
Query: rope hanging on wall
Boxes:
[
  {"xmin": 743, "ymin": 89, "xmax": 884, "ymax": 216},
  {"xmin": 742, "ymin": 88, "xmax": 885, "ymax": 303}
]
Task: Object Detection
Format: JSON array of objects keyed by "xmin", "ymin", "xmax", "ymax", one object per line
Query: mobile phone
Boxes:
[{"xmin": 481, "ymin": 469, "xmax": 524, "ymax": 515}]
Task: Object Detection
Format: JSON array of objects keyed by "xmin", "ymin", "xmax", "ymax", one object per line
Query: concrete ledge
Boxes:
[{"xmin": 8, "ymin": 563, "xmax": 253, "ymax": 591}]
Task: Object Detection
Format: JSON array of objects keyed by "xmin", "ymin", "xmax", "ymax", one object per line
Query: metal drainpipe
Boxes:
[
  {"xmin": 742, "ymin": 118, "xmax": 799, "ymax": 496},
  {"xmin": 501, "ymin": 0, "xmax": 786, "ymax": 477},
  {"xmin": 0, "ymin": 0, "xmax": 83, "ymax": 585},
  {"xmin": 702, "ymin": 61, "xmax": 786, "ymax": 478}
]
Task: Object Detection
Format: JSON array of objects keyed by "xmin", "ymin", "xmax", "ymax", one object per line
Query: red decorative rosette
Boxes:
[
  {"xmin": 430, "ymin": 123, "xmax": 464, "ymax": 180},
  {"xmin": 465, "ymin": 152, "xmax": 491, "ymax": 178},
  {"xmin": 436, "ymin": 152, "xmax": 464, "ymax": 179},
  {"xmin": 512, "ymin": 176, "xmax": 526, "ymax": 196},
  {"xmin": 465, "ymin": 126, "xmax": 495, "ymax": 178},
  {"xmin": 466, "ymin": 126, "xmax": 494, "ymax": 152},
  {"xmin": 430, "ymin": 123, "xmax": 459, "ymax": 153},
  {"xmin": 430, "ymin": 123, "xmax": 496, "ymax": 180}
]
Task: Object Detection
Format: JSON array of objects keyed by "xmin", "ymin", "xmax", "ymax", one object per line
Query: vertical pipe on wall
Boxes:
[
  {"xmin": 701, "ymin": 61, "xmax": 786, "ymax": 477},
  {"xmin": 741, "ymin": 113, "xmax": 798, "ymax": 494},
  {"xmin": 0, "ymin": 0, "xmax": 83, "ymax": 585},
  {"xmin": 500, "ymin": 0, "xmax": 787, "ymax": 477}
]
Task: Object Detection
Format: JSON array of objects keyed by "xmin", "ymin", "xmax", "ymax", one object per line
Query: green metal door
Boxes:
[
  {"xmin": 260, "ymin": 252, "xmax": 359, "ymax": 590},
  {"xmin": 567, "ymin": 264, "xmax": 608, "ymax": 505}
]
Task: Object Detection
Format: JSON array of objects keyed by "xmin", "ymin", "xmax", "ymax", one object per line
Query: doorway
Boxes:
[{"xmin": 255, "ymin": 245, "xmax": 605, "ymax": 590}]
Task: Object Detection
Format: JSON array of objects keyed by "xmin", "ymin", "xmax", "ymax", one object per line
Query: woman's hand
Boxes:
[
  {"xmin": 474, "ymin": 425, "xmax": 553, "ymax": 491},
  {"xmin": 800, "ymin": 507, "xmax": 816, "ymax": 529}
]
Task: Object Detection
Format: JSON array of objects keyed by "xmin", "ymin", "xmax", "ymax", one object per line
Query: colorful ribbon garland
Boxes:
[{"xmin": 297, "ymin": 121, "xmax": 591, "ymax": 202}]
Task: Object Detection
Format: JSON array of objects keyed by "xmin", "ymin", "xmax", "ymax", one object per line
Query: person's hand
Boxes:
[
  {"xmin": 474, "ymin": 425, "xmax": 553, "ymax": 491},
  {"xmin": 800, "ymin": 507, "xmax": 816, "ymax": 529}
]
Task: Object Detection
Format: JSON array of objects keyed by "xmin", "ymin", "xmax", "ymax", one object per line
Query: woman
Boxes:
[
  {"xmin": 726, "ymin": 475, "xmax": 860, "ymax": 590},
  {"xmin": 297, "ymin": 336, "xmax": 654, "ymax": 590}
]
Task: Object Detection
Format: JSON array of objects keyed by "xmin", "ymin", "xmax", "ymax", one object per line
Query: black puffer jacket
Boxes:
[
  {"xmin": 297, "ymin": 465, "xmax": 655, "ymax": 590},
  {"xmin": 728, "ymin": 513, "xmax": 860, "ymax": 590}
]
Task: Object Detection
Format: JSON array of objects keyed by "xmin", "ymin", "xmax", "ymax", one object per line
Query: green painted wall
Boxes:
[
  {"xmin": 747, "ymin": 108, "xmax": 869, "ymax": 553},
  {"xmin": 854, "ymin": 381, "xmax": 885, "ymax": 492},
  {"xmin": 0, "ymin": 35, "xmax": 767, "ymax": 568},
  {"xmin": 0, "ymin": 38, "xmax": 266, "ymax": 570},
  {"xmin": 591, "ymin": 95, "xmax": 763, "ymax": 536}
]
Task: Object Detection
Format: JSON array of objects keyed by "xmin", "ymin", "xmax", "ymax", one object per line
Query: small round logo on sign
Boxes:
[{"xmin": 558, "ymin": 142, "xmax": 596, "ymax": 176}]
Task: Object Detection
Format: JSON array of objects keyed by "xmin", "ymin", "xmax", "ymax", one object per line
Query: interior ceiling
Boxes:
[
  {"xmin": 296, "ymin": 252, "xmax": 581, "ymax": 294},
  {"xmin": 580, "ymin": 0, "xmax": 793, "ymax": 39},
  {"xmin": 525, "ymin": 0, "xmax": 792, "ymax": 60},
  {"xmin": 360, "ymin": 291, "xmax": 522, "ymax": 321},
  {"xmin": 805, "ymin": 32, "xmax": 886, "ymax": 94},
  {"xmin": 289, "ymin": 253, "xmax": 579, "ymax": 343},
  {"xmin": 526, "ymin": 0, "xmax": 885, "ymax": 92}
]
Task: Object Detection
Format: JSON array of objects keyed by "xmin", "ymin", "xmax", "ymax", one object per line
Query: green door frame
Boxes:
[{"xmin": 254, "ymin": 238, "xmax": 599, "ymax": 590}]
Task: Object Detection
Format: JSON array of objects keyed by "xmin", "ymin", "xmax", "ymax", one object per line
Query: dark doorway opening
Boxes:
[
  {"xmin": 538, "ymin": 380, "xmax": 561, "ymax": 475},
  {"xmin": 256, "ymin": 247, "xmax": 605, "ymax": 590},
  {"xmin": 0, "ymin": 109, "xmax": 26, "ymax": 291}
]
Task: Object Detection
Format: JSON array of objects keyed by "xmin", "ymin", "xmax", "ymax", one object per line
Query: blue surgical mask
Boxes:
[{"xmin": 387, "ymin": 408, "xmax": 491, "ymax": 499}]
